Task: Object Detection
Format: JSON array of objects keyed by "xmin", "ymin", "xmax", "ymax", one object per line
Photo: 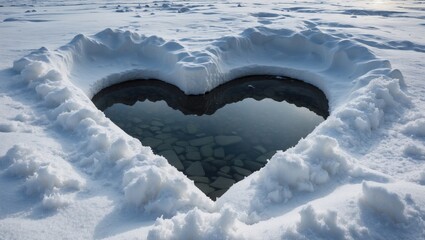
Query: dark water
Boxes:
[{"xmin": 92, "ymin": 76, "xmax": 328, "ymax": 200}]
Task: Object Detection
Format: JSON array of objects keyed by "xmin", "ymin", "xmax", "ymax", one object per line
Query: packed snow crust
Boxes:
[{"xmin": 1, "ymin": 0, "xmax": 425, "ymax": 239}]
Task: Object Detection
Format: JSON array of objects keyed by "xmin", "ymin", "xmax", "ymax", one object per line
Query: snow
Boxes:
[
  {"xmin": 1, "ymin": 144, "xmax": 85, "ymax": 212},
  {"xmin": 289, "ymin": 205, "xmax": 346, "ymax": 239},
  {"xmin": 403, "ymin": 119, "xmax": 425, "ymax": 138},
  {"xmin": 1, "ymin": 0, "xmax": 425, "ymax": 239},
  {"xmin": 360, "ymin": 181, "xmax": 406, "ymax": 223},
  {"xmin": 148, "ymin": 207, "xmax": 242, "ymax": 240}
]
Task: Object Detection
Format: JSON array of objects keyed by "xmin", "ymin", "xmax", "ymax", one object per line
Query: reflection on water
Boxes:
[{"xmin": 92, "ymin": 75, "xmax": 328, "ymax": 200}]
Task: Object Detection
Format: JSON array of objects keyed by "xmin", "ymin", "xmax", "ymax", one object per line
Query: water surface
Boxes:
[{"xmin": 92, "ymin": 76, "xmax": 328, "ymax": 200}]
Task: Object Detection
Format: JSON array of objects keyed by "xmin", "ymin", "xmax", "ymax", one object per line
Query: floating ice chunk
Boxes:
[
  {"xmin": 215, "ymin": 135, "xmax": 242, "ymax": 146},
  {"xmin": 185, "ymin": 162, "xmax": 205, "ymax": 176}
]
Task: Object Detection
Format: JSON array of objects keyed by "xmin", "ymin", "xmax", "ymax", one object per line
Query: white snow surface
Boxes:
[{"xmin": 1, "ymin": 0, "xmax": 425, "ymax": 239}]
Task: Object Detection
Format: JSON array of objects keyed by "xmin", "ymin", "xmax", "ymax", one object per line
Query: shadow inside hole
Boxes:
[{"xmin": 92, "ymin": 75, "xmax": 329, "ymax": 200}]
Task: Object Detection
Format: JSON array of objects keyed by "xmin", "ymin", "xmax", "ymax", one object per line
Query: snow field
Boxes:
[
  {"xmin": 9, "ymin": 26, "xmax": 408, "ymax": 218},
  {"xmin": 1, "ymin": 0, "xmax": 425, "ymax": 239}
]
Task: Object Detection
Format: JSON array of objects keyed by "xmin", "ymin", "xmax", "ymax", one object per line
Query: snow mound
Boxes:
[
  {"xmin": 360, "ymin": 181, "xmax": 406, "ymax": 223},
  {"xmin": 24, "ymin": 164, "xmax": 82, "ymax": 196},
  {"xmin": 281, "ymin": 182, "xmax": 425, "ymax": 239},
  {"xmin": 147, "ymin": 208, "xmax": 242, "ymax": 240},
  {"xmin": 1, "ymin": 145, "xmax": 84, "ymax": 210},
  {"xmin": 355, "ymin": 181, "xmax": 425, "ymax": 239},
  {"xmin": 0, "ymin": 120, "xmax": 32, "ymax": 133},
  {"xmin": 2, "ymin": 145, "xmax": 40, "ymax": 177},
  {"xmin": 285, "ymin": 206, "xmax": 346, "ymax": 240},
  {"xmin": 403, "ymin": 142, "xmax": 425, "ymax": 160},
  {"xmin": 0, "ymin": 122, "xmax": 18, "ymax": 132},
  {"xmin": 2, "ymin": 145, "xmax": 85, "ymax": 193},
  {"xmin": 13, "ymin": 27, "xmax": 404, "ymax": 101},
  {"xmin": 123, "ymin": 163, "xmax": 213, "ymax": 217},
  {"xmin": 253, "ymin": 135, "xmax": 350, "ymax": 205},
  {"xmin": 41, "ymin": 192, "xmax": 72, "ymax": 210},
  {"xmin": 402, "ymin": 119, "xmax": 425, "ymax": 138},
  {"xmin": 419, "ymin": 171, "xmax": 425, "ymax": 185},
  {"xmin": 11, "ymin": 27, "xmax": 407, "ymax": 219}
]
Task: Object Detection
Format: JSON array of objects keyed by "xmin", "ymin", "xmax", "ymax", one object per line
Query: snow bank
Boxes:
[
  {"xmin": 13, "ymin": 27, "xmax": 404, "ymax": 103},
  {"xmin": 10, "ymin": 26, "xmax": 407, "ymax": 219}
]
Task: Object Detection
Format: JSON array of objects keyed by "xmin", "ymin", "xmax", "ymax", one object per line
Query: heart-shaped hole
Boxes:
[{"xmin": 92, "ymin": 75, "xmax": 328, "ymax": 200}]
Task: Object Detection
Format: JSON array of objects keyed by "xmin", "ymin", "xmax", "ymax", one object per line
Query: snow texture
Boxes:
[
  {"xmin": 148, "ymin": 208, "xmax": 242, "ymax": 240},
  {"xmin": 10, "ymin": 24, "xmax": 408, "ymax": 219},
  {"xmin": 0, "ymin": 0, "xmax": 425, "ymax": 239},
  {"xmin": 1, "ymin": 145, "xmax": 84, "ymax": 210}
]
